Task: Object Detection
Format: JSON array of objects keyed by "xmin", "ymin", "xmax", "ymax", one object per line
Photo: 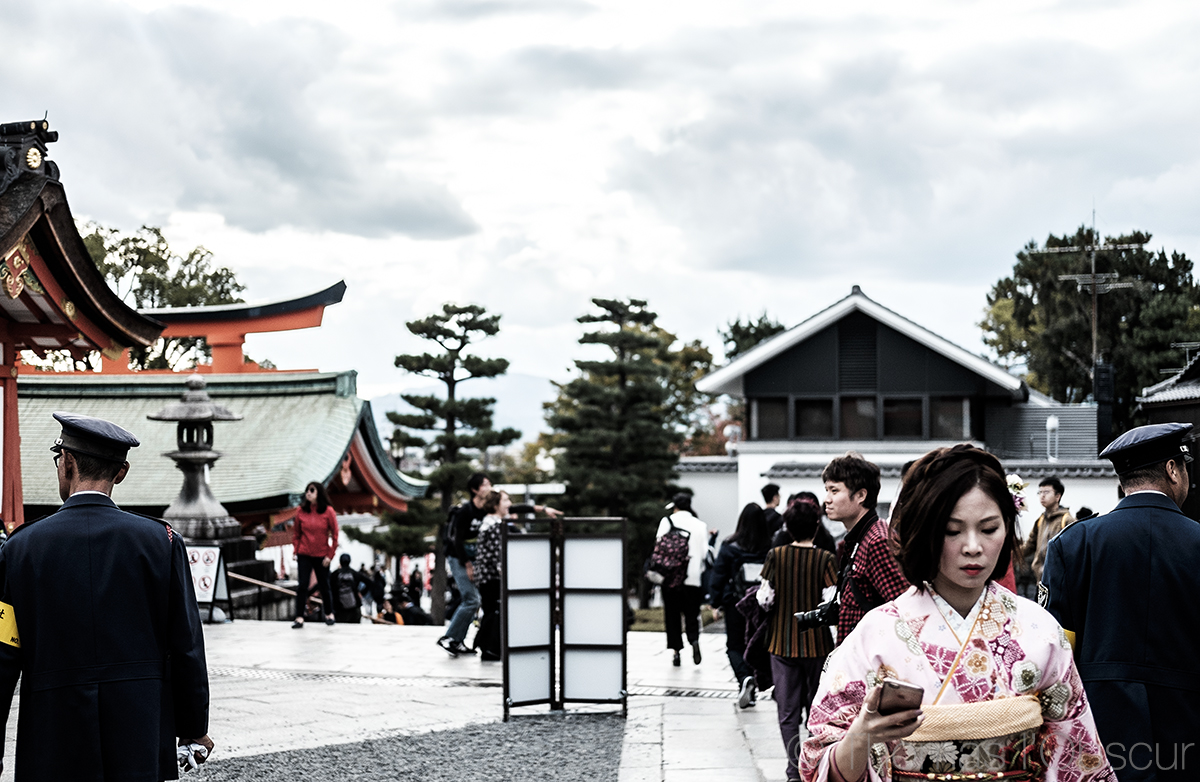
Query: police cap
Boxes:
[
  {"xmin": 1099, "ymin": 422, "xmax": 1193, "ymax": 474},
  {"xmin": 50, "ymin": 412, "xmax": 140, "ymax": 463}
]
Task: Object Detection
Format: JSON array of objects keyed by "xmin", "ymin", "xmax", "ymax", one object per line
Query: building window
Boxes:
[
  {"xmin": 753, "ymin": 398, "xmax": 789, "ymax": 440},
  {"xmin": 931, "ymin": 397, "xmax": 970, "ymax": 439},
  {"xmin": 883, "ymin": 398, "xmax": 923, "ymax": 438},
  {"xmin": 840, "ymin": 397, "xmax": 877, "ymax": 439},
  {"xmin": 795, "ymin": 399, "xmax": 834, "ymax": 438}
]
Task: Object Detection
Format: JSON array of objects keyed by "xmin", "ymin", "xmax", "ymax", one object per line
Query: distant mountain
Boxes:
[{"xmin": 369, "ymin": 373, "xmax": 557, "ymax": 445}]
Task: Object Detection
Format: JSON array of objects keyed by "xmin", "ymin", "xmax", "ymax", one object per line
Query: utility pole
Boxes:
[
  {"xmin": 1028, "ymin": 212, "xmax": 1145, "ymax": 450},
  {"xmin": 1029, "ymin": 212, "xmax": 1144, "ymax": 369}
]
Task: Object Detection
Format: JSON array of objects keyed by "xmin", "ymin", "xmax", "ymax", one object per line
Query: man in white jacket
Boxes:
[{"xmin": 655, "ymin": 493, "xmax": 711, "ymax": 667}]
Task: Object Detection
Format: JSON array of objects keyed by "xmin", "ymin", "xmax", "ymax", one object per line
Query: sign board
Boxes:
[{"xmin": 187, "ymin": 546, "xmax": 228, "ymax": 606}]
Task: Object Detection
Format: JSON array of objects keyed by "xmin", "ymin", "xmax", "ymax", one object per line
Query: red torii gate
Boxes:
[
  {"xmin": 98, "ymin": 281, "xmax": 346, "ymax": 375},
  {"xmin": 0, "ymin": 120, "xmax": 164, "ymax": 531}
]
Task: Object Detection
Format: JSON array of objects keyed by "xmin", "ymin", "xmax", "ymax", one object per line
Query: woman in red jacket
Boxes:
[{"xmin": 292, "ymin": 481, "xmax": 340, "ymax": 628}]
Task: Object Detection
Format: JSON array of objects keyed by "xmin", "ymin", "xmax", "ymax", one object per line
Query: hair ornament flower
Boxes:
[{"xmin": 1006, "ymin": 473, "xmax": 1028, "ymax": 512}]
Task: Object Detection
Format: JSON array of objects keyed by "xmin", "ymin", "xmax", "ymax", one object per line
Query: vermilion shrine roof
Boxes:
[{"xmin": 0, "ymin": 121, "xmax": 164, "ymax": 359}]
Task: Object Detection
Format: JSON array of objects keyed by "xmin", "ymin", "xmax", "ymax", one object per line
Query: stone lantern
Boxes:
[{"xmin": 148, "ymin": 373, "xmax": 243, "ymax": 540}]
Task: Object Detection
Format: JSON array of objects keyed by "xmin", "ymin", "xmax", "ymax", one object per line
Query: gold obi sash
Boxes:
[{"xmin": 907, "ymin": 694, "xmax": 1043, "ymax": 742}]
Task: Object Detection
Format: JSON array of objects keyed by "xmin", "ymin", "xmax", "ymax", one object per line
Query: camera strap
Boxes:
[{"xmin": 835, "ymin": 537, "xmax": 881, "ymax": 615}]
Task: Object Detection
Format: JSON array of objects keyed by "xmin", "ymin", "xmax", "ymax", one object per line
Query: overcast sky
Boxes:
[{"xmin": 8, "ymin": 0, "xmax": 1200, "ymax": 402}]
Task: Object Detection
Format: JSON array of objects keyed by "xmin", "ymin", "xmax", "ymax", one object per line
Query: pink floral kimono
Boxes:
[{"xmin": 801, "ymin": 583, "xmax": 1114, "ymax": 782}]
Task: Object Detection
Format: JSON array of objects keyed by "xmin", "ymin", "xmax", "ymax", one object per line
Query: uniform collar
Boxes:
[
  {"xmin": 60, "ymin": 492, "xmax": 118, "ymax": 510},
  {"xmin": 1115, "ymin": 491, "xmax": 1182, "ymax": 512}
]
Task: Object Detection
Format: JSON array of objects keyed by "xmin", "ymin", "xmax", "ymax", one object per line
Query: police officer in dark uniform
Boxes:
[
  {"xmin": 1041, "ymin": 422, "xmax": 1200, "ymax": 781},
  {"xmin": 0, "ymin": 412, "xmax": 213, "ymax": 780}
]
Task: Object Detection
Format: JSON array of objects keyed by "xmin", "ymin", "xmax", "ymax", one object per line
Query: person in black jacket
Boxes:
[
  {"xmin": 438, "ymin": 472, "xmax": 491, "ymax": 657},
  {"xmin": 709, "ymin": 503, "xmax": 772, "ymax": 709},
  {"xmin": 331, "ymin": 553, "xmax": 363, "ymax": 623},
  {"xmin": 0, "ymin": 412, "xmax": 211, "ymax": 780},
  {"xmin": 1043, "ymin": 422, "xmax": 1200, "ymax": 781}
]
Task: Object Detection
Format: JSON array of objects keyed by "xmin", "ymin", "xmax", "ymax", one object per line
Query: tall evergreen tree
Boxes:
[
  {"xmin": 547, "ymin": 299, "xmax": 681, "ymax": 593},
  {"xmin": 387, "ymin": 303, "xmax": 520, "ymax": 623},
  {"xmin": 83, "ymin": 223, "xmax": 246, "ymax": 369},
  {"xmin": 980, "ymin": 226, "xmax": 1200, "ymax": 434},
  {"xmin": 720, "ymin": 313, "xmax": 786, "ymax": 361}
]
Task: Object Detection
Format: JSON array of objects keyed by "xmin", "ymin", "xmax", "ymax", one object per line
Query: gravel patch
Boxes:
[{"xmin": 194, "ymin": 712, "xmax": 624, "ymax": 782}]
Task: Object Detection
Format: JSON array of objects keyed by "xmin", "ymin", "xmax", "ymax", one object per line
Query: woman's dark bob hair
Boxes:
[
  {"xmin": 784, "ymin": 497, "xmax": 822, "ymax": 542},
  {"xmin": 891, "ymin": 444, "xmax": 1019, "ymax": 587}
]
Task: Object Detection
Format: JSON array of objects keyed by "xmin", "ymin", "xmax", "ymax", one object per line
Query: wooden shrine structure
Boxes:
[
  {"xmin": 1, "ymin": 120, "xmax": 424, "ymax": 536},
  {"xmin": 0, "ymin": 120, "xmax": 165, "ymax": 531}
]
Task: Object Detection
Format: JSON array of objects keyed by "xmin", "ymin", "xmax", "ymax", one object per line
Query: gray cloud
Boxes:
[
  {"xmin": 409, "ymin": 0, "xmax": 597, "ymax": 20},
  {"xmin": 435, "ymin": 46, "xmax": 648, "ymax": 116},
  {"xmin": 610, "ymin": 22, "xmax": 1200, "ymax": 283},
  {"xmin": 4, "ymin": 2, "xmax": 476, "ymax": 239}
]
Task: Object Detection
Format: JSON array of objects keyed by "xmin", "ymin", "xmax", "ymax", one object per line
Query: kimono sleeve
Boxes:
[
  {"xmin": 800, "ymin": 615, "xmax": 884, "ymax": 782},
  {"xmin": 1032, "ymin": 618, "xmax": 1114, "ymax": 780},
  {"xmin": 169, "ymin": 535, "xmax": 210, "ymax": 741}
]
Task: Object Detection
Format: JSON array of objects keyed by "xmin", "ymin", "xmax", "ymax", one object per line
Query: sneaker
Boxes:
[
  {"xmin": 437, "ymin": 636, "xmax": 459, "ymax": 657},
  {"xmin": 692, "ymin": 642, "xmax": 702, "ymax": 665},
  {"xmin": 451, "ymin": 641, "xmax": 478, "ymax": 656},
  {"xmin": 737, "ymin": 676, "xmax": 757, "ymax": 709}
]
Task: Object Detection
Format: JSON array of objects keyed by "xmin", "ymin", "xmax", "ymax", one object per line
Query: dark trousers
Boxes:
[
  {"xmin": 476, "ymin": 579, "xmax": 502, "ymax": 658},
  {"xmin": 334, "ymin": 608, "xmax": 361, "ymax": 624},
  {"xmin": 296, "ymin": 554, "xmax": 333, "ymax": 620},
  {"xmin": 723, "ymin": 598, "xmax": 752, "ymax": 682},
  {"xmin": 661, "ymin": 584, "xmax": 702, "ymax": 651},
  {"xmin": 770, "ymin": 654, "xmax": 825, "ymax": 781}
]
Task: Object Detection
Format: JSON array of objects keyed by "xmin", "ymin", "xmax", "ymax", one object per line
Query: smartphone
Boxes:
[{"xmin": 878, "ymin": 678, "xmax": 924, "ymax": 715}]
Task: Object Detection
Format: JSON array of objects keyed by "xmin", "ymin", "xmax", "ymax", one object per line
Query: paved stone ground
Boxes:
[
  {"xmin": 198, "ymin": 713, "xmax": 624, "ymax": 782},
  {"xmin": 1, "ymin": 620, "xmax": 801, "ymax": 781}
]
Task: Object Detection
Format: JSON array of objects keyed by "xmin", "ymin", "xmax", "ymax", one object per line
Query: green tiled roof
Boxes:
[{"xmin": 18, "ymin": 371, "xmax": 425, "ymax": 509}]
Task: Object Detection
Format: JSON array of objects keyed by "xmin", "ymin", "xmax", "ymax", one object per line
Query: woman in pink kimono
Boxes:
[{"xmin": 801, "ymin": 445, "xmax": 1114, "ymax": 782}]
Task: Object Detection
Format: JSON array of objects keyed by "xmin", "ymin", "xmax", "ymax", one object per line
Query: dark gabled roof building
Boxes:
[
  {"xmin": 688, "ymin": 287, "xmax": 1116, "ymax": 537},
  {"xmin": 1137, "ymin": 351, "xmax": 1200, "ymax": 428}
]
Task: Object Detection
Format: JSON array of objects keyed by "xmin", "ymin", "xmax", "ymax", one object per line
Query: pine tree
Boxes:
[
  {"xmin": 547, "ymin": 299, "xmax": 681, "ymax": 594},
  {"xmin": 387, "ymin": 304, "xmax": 520, "ymax": 623}
]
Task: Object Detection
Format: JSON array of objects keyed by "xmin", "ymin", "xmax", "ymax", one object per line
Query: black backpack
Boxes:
[
  {"xmin": 334, "ymin": 569, "xmax": 359, "ymax": 611},
  {"xmin": 731, "ymin": 552, "xmax": 764, "ymax": 601}
]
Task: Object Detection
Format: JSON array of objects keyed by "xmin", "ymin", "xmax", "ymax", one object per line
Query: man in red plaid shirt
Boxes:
[{"xmin": 823, "ymin": 452, "xmax": 909, "ymax": 645}]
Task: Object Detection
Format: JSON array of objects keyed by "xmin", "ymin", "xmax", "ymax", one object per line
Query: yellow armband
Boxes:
[{"xmin": 0, "ymin": 601, "xmax": 18, "ymax": 648}]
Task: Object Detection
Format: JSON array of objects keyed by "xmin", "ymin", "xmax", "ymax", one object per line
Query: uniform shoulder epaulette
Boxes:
[{"xmin": 124, "ymin": 511, "xmax": 178, "ymax": 543}]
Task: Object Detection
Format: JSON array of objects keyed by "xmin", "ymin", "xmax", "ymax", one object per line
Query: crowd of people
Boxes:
[
  {"xmin": 277, "ymin": 420, "xmax": 1199, "ymax": 782},
  {"xmin": 650, "ymin": 423, "xmax": 1200, "ymax": 782}
]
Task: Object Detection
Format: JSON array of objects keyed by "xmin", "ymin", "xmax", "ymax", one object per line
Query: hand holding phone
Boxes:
[{"xmin": 877, "ymin": 678, "xmax": 924, "ymax": 715}]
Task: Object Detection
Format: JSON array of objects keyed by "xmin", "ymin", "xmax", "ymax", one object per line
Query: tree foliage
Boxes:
[
  {"xmin": 547, "ymin": 298, "xmax": 681, "ymax": 588},
  {"xmin": 343, "ymin": 499, "xmax": 440, "ymax": 560},
  {"xmin": 980, "ymin": 226, "xmax": 1200, "ymax": 433},
  {"xmin": 82, "ymin": 224, "xmax": 246, "ymax": 370},
  {"xmin": 386, "ymin": 303, "xmax": 520, "ymax": 622},
  {"xmin": 720, "ymin": 313, "xmax": 786, "ymax": 361},
  {"xmin": 644, "ymin": 325, "xmax": 718, "ymax": 453}
]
